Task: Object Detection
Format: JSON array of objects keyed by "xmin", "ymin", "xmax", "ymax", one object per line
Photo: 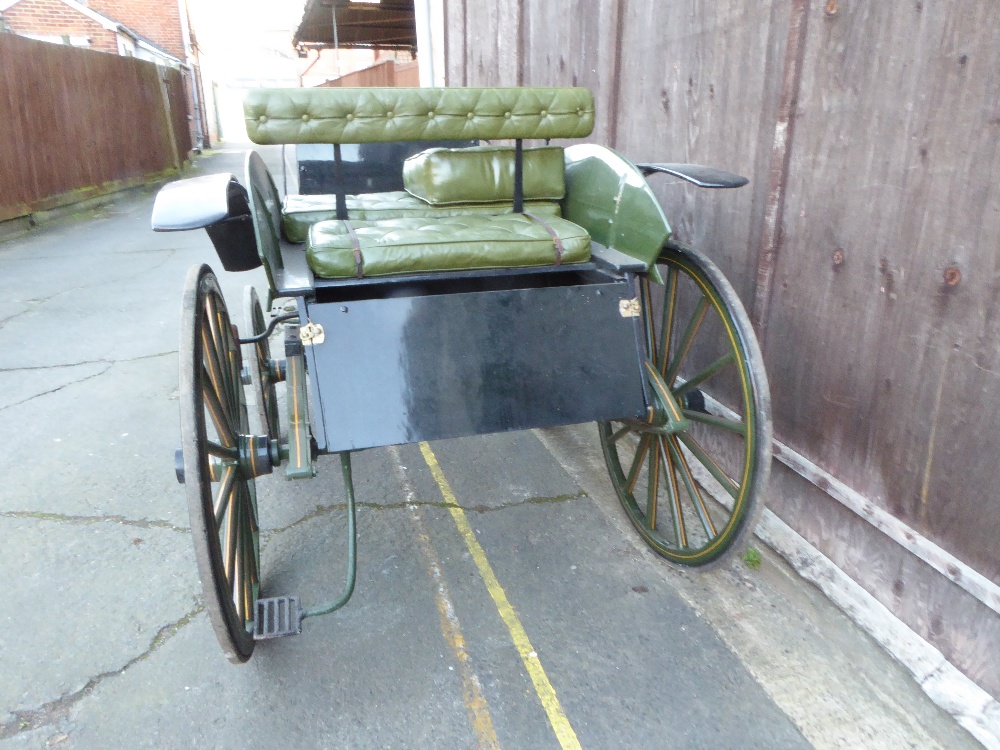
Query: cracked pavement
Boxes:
[{"xmin": 0, "ymin": 147, "xmax": 981, "ymax": 750}]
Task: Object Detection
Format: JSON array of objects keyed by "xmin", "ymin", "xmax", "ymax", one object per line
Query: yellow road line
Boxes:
[
  {"xmin": 388, "ymin": 447, "xmax": 501, "ymax": 750},
  {"xmin": 419, "ymin": 442, "xmax": 583, "ymax": 750}
]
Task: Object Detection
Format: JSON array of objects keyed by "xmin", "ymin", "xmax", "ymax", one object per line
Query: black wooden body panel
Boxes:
[
  {"xmin": 303, "ymin": 277, "xmax": 646, "ymax": 452},
  {"xmin": 297, "ymin": 141, "xmax": 476, "ymax": 195}
]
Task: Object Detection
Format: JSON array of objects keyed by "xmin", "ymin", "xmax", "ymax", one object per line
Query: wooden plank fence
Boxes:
[
  {"xmin": 444, "ymin": 0, "xmax": 1000, "ymax": 699},
  {"xmin": 318, "ymin": 59, "xmax": 420, "ymax": 88},
  {"xmin": 0, "ymin": 33, "xmax": 190, "ymax": 223}
]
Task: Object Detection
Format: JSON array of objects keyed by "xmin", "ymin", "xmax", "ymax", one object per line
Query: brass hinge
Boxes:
[
  {"xmin": 619, "ymin": 298, "xmax": 641, "ymax": 318},
  {"xmin": 299, "ymin": 322, "xmax": 325, "ymax": 346}
]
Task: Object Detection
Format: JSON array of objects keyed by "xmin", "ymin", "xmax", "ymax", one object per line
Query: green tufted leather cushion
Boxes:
[
  {"xmin": 282, "ymin": 191, "xmax": 561, "ymax": 243},
  {"xmin": 403, "ymin": 146, "xmax": 564, "ymax": 205},
  {"xmin": 245, "ymin": 87, "xmax": 594, "ymax": 145},
  {"xmin": 307, "ymin": 214, "xmax": 591, "ymax": 278}
]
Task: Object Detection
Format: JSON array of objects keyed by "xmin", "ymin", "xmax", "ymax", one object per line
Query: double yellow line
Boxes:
[{"xmin": 419, "ymin": 442, "xmax": 582, "ymax": 750}]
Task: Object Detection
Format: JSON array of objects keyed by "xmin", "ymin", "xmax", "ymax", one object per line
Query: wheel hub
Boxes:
[
  {"xmin": 644, "ymin": 361, "xmax": 690, "ymax": 434},
  {"xmin": 238, "ymin": 434, "xmax": 273, "ymax": 478}
]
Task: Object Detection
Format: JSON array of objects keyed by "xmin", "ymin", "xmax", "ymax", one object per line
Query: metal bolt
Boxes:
[
  {"xmin": 944, "ymin": 266, "xmax": 961, "ymax": 286},
  {"xmin": 832, "ymin": 249, "xmax": 845, "ymax": 266},
  {"xmin": 341, "ymin": 306, "xmax": 348, "ymax": 313},
  {"xmin": 825, "ymin": 0, "xmax": 838, "ymax": 14}
]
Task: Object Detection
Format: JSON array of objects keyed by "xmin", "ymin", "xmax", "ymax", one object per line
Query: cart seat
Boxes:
[
  {"xmin": 282, "ymin": 191, "xmax": 561, "ymax": 243},
  {"xmin": 306, "ymin": 213, "xmax": 590, "ymax": 279}
]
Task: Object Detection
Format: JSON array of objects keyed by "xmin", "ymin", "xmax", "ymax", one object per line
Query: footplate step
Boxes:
[{"xmin": 254, "ymin": 596, "xmax": 301, "ymax": 640}]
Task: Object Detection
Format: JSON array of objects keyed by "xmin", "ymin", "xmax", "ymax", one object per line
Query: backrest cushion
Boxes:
[
  {"xmin": 245, "ymin": 87, "xmax": 594, "ymax": 145},
  {"xmin": 403, "ymin": 146, "xmax": 565, "ymax": 205}
]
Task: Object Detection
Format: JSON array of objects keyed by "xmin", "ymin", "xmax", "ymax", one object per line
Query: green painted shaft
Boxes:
[
  {"xmin": 301, "ymin": 451, "xmax": 358, "ymax": 621},
  {"xmin": 284, "ymin": 353, "xmax": 313, "ymax": 479}
]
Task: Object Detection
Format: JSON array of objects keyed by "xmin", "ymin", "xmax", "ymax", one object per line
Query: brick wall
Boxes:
[
  {"xmin": 3, "ymin": 0, "xmax": 119, "ymax": 54},
  {"xmin": 89, "ymin": 0, "xmax": 185, "ymax": 59}
]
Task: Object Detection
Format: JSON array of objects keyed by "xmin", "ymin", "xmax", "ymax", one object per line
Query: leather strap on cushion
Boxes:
[
  {"xmin": 522, "ymin": 212, "xmax": 564, "ymax": 265},
  {"xmin": 245, "ymin": 87, "xmax": 595, "ymax": 145},
  {"xmin": 306, "ymin": 214, "xmax": 591, "ymax": 279},
  {"xmin": 343, "ymin": 220, "xmax": 363, "ymax": 278}
]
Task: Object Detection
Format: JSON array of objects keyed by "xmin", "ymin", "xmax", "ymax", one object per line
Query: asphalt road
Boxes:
[{"xmin": 0, "ymin": 146, "xmax": 979, "ymax": 750}]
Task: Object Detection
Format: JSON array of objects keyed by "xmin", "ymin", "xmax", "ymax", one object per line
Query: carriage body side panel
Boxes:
[{"xmin": 302, "ymin": 270, "xmax": 647, "ymax": 453}]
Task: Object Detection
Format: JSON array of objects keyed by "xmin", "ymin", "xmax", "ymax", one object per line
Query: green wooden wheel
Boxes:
[
  {"xmin": 599, "ymin": 240, "xmax": 771, "ymax": 568},
  {"xmin": 243, "ymin": 285, "xmax": 281, "ymax": 442},
  {"xmin": 179, "ymin": 265, "xmax": 260, "ymax": 662}
]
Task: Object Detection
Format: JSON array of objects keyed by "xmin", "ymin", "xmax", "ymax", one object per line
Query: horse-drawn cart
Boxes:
[{"xmin": 152, "ymin": 86, "xmax": 771, "ymax": 662}]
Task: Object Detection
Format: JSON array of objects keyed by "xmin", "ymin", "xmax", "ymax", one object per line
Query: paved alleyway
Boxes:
[{"xmin": 0, "ymin": 147, "xmax": 980, "ymax": 749}]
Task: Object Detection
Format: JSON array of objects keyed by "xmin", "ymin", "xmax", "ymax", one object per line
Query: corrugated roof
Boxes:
[{"xmin": 293, "ymin": 0, "xmax": 416, "ymax": 51}]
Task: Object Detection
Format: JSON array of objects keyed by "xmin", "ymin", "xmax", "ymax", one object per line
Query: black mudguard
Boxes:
[
  {"xmin": 637, "ymin": 163, "xmax": 749, "ymax": 189},
  {"xmin": 152, "ymin": 173, "xmax": 261, "ymax": 272}
]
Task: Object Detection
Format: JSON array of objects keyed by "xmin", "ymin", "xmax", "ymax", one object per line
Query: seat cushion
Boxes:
[
  {"xmin": 402, "ymin": 146, "xmax": 565, "ymax": 205},
  {"xmin": 306, "ymin": 214, "xmax": 591, "ymax": 279},
  {"xmin": 282, "ymin": 191, "xmax": 561, "ymax": 243}
]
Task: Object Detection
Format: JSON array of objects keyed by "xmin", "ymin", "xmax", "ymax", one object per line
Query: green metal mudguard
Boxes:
[{"xmin": 562, "ymin": 144, "xmax": 672, "ymax": 283}]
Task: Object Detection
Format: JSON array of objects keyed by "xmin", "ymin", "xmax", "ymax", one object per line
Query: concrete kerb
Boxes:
[{"xmin": 757, "ymin": 510, "xmax": 1000, "ymax": 750}]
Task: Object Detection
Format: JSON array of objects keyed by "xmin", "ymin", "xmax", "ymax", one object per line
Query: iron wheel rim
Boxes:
[
  {"xmin": 180, "ymin": 265, "xmax": 260, "ymax": 661},
  {"xmin": 599, "ymin": 241, "xmax": 772, "ymax": 568}
]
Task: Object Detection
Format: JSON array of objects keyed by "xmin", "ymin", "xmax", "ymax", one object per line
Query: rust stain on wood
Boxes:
[{"xmin": 751, "ymin": 0, "xmax": 810, "ymax": 343}]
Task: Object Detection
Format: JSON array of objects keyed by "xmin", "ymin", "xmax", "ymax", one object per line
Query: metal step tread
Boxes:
[{"xmin": 254, "ymin": 595, "xmax": 301, "ymax": 640}]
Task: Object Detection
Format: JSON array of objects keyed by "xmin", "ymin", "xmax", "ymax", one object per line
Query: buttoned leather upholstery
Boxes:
[
  {"xmin": 245, "ymin": 88, "xmax": 594, "ymax": 145},
  {"xmin": 307, "ymin": 214, "xmax": 591, "ymax": 279},
  {"xmin": 282, "ymin": 191, "xmax": 561, "ymax": 244},
  {"xmin": 403, "ymin": 146, "xmax": 565, "ymax": 205}
]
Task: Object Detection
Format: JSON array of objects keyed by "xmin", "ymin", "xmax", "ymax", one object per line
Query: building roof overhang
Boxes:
[{"xmin": 293, "ymin": 0, "xmax": 416, "ymax": 51}]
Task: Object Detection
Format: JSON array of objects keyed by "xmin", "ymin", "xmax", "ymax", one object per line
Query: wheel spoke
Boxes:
[
  {"xmin": 664, "ymin": 296, "xmax": 710, "ymax": 387},
  {"xmin": 206, "ymin": 295, "xmax": 240, "ymax": 423},
  {"xmin": 223, "ymin": 485, "xmax": 240, "ymax": 583},
  {"xmin": 206, "ymin": 440, "xmax": 238, "ymax": 460},
  {"xmin": 226, "ymin": 342, "xmax": 244, "ymax": 429},
  {"xmin": 683, "ymin": 409, "xmax": 747, "ymax": 435},
  {"xmin": 225, "ymin": 336, "xmax": 243, "ymax": 429},
  {"xmin": 232, "ymin": 497, "xmax": 245, "ymax": 622},
  {"xmin": 645, "ymin": 360, "xmax": 686, "ymax": 424},
  {"xmin": 203, "ymin": 382, "xmax": 236, "ymax": 447},
  {"xmin": 673, "ymin": 352, "xmax": 735, "ymax": 397},
  {"xmin": 656, "ymin": 267, "xmax": 678, "ymax": 373},
  {"xmin": 626, "ymin": 435, "xmax": 652, "ymax": 494},
  {"xmin": 204, "ymin": 295, "xmax": 232, "ymax": 395},
  {"xmin": 640, "ymin": 276, "xmax": 656, "ymax": 359},
  {"xmin": 609, "ymin": 422, "xmax": 633, "ymax": 444},
  {"xmin": 243, "ymin": 483, "xmax": 259, "ymax": 590},
  {"xmin": 676, "ymin": 432, "xmax": 740, "ymax": 499},
  {"xmin": 659, "ymin": 437, "xmax": 687, "ymax": 548},
  {"xmin": 668, "ymin": 437, "xmax": 717, "ymax": 538},
  {"xmin": 646, "ymin": 439, "xmax": 660, "ymax": 530},
  {"xmin": 214, "ymin": 465, "xmax": 237, "ymax": 526},
  {"xmin": 201, "ymin": 324, "xmax": 237, "ymax": 431},
  {"xmin": 237, "ymin": 486, "xmax": 253, "ymax": 623}
]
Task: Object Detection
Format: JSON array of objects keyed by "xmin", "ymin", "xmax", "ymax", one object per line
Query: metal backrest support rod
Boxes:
[
  {"xmin": 513, "ymin": 139, "xmax": 524, "ymax": 214},
  {"xmin": 334, "ymin": 143, "xmax": 348, "ymax": 221}
]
